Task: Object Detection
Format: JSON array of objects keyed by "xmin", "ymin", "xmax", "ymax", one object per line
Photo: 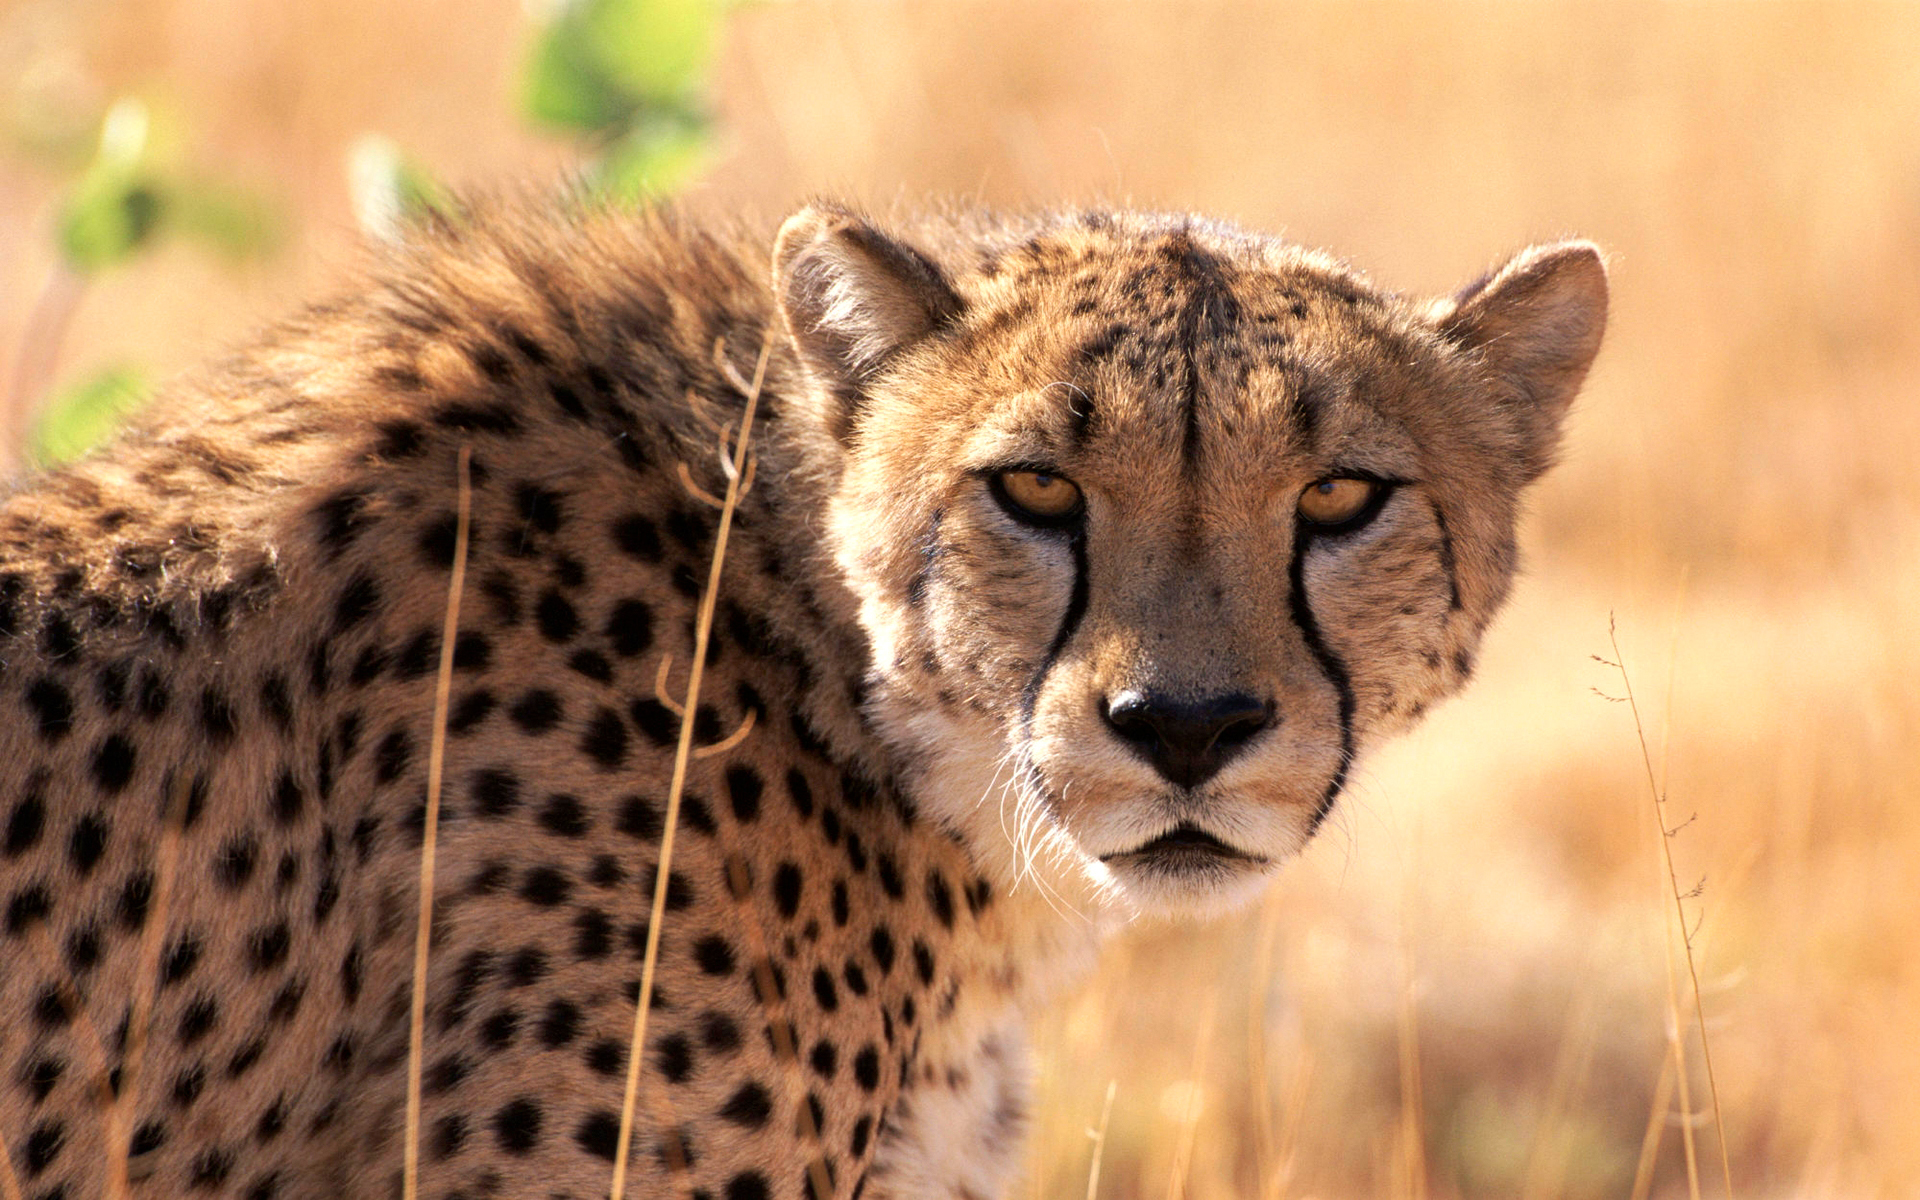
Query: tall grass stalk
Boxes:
[
  {"xmin": 608, "ymin": 332, "xmax": 770, "ymax": 1200},
  {"xmin": 403, "ymin": 443, "xmax": 473, "ymax": 1200},
  {"xmin": 1604, "ymin": 616, "xmax": 1734, "ymax": 1198}
]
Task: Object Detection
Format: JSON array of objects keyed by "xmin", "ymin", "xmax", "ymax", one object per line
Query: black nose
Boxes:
[{"xmin": 1101, "ymin": 689, "xmax": 1274, "ymax": 789}]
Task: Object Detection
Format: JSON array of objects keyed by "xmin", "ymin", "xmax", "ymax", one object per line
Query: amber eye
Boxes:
[
  {"xmin": 993, "ymin": 469, "xmax": 1084, "ymax": 525},
  {"xmin": 1296, "ymin": 477, "xmax": 1379, "ymax": 527}
]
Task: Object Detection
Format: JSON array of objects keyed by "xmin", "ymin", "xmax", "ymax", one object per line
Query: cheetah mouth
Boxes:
[{"xmin": 1099, "ymin": 824, "xmax": 1267, "ymax": 868}]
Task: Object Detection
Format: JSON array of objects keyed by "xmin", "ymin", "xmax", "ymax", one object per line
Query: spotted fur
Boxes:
[{"xmin": 0, "ymin": 199, "xmax": 1604, "ymax": 1199}]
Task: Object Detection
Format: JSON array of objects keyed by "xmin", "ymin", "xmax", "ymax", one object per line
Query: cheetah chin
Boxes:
[{"xmin": 0, "ymin": 196, "xmax": 1603, "ymax": 1200}]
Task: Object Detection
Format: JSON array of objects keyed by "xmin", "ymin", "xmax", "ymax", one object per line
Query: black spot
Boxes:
[
  {"xmin": 852, "ymin": 1046, "xmax": 880, "ymax": 1091},
  {"xmin": 481, "ymin": 574, "xmax": 521, "ymax": 625},
  {"xmin": 448, "ymin": 689, "xmax": 496, "ymax": 734},
  {"xmin": 199, "ymin": 687, "xmax": 238, "ymax": 744},
  {"xmin": 189, "ymin": 1149, "xmax": 232, "ymax": 1187},
  {"xmin": 850, "ymin": 1114, "xmax": 872, "ymax": 1158},
  {"xmin": 519, "ymin": 865, "xmax": 572, "ymax": 907},
  {"xmin": 508, "ymin": 689, "xmax": 561, "ymax": 733},
  {"xmin": 374, "ymin": 729, "xmax": 412, "ymax": 783},
  {"xmin": 926, "ymin": 871, "xmax": 955, "ymax": 929},
  {"xmin": 581, "ymin": 707, "xmax": 629, "ymax": 768},
  {"xmin": 312, "ymin": 490, "xmax": 371, "ymax": 559},
  {"xmin": 5, "ymin": 884, "xmax": 51, "ymax": 932},
  {"xmin": 4, "ymin": 793, "xmax": 46, "ymax": 856},
  {"xmin": 605, "ymin": 599, "xmax": 654, "ymax": 657},
  {"xmin": 162, "ymin": 935, "xmax": 201, "ymax": 985},
  {"xmin": 455, "ymin": 632, "xmax": 492, "ymax": 672},
  {"xmin": 875, "ymin": 854, "xmax": 904, "ymax": 900},
  {"xmin": 613, "ymin": 514, "xmax": 663, "ymax": 561},
  {"xmin": 97, "ymin": 660, "xmax": 130, "ymax": 712},
  {"xmin": 41, "ymin": 611, "xmax": 78, "ymax": 658},
  {"xmin": 505, "ymin": 946, "xmax": 547, "ymax": 987},
  {"xmin": 67, "ymin": 813, "xmax": 108, "ymax": 875},
  {"xmin": 549, "ymin": 382, "xmax": 591, "ymax": 422},
  {"xmin": 538, "ymin": 1000, "xmax": 581, "ymax": 1046},
  {"xmin": 492, "ymin": 1099, "xmax": 543, "ymax": 1155},
  {"xmin": 629, "ymin": 698, "xmax": 678, "ymax": 746},
  {"xmin": 270, "ymin": 771, "xmax": 303, "ymax": 824},
  {"xmin": 392, "ymin": 629, "xmax": 438, "ymax": 680},
  {"xmin": 433, "ymin": 403, "xmax": 520, "ymax": 435},
  {"xmin": 374, "ymin": 419, "xmax": 425, "ymax": 459},
  {"xmin": 912, "ymin": 940, "xmax": 936, "ymax": 985},
  {"xmin": 137, "ymin": 669, "xmax": 170, "ymax": 719},
  {"xmin": 432, "ymin": 1114, "xmax": 466, "ymax": 1161},
  {"xmin": 726, "ymin": 1173, "xmax": 771, "ymax": 1200},
  {"xmin": 869, "ymin": 927, "xmax": 895, "ymax": 974},
  {"xmin": 480, "ymin": 1008, "xmax": 520, "ymax": 1049},
  {"xmin": 177, "ymin": 996, "xmax": 219, "ymax": 1045},
  {"xmin": 257, "ymin": 673, "xmax": 292, "ymax": 732},
  {"xmin": 332, "ymin": 574, "xmax": 379, "ymax": 633},
  {"xmin": 693, "ymin": 935, "xmax": 735, "ymax": 976},
  {"xmin": 773, "ymin": 863, "xmax": 802, "ymax": 920},
  {"xmin": 617, "ymin": 794, "xmax": 663, "ymax": 841},
  {"xmin": 718, "ymin": 1083, "xmax": 772, "ymax": 1128},
  {"xmin": 249, "ymin": 921, "xmax": 291, "ymax": 972},
  {"xmin": 117, "ymin": 870, "xmax": 154, "ymax": 930},
  {"xmin": 538, "ymin": 793, "xmax": 589, "ymax": 837},
  {"xmin": 831, "ymin": 881, "xmax": 850, "ymax": 927},
  {"xmin": 786, "ymin": 770, "xmax": 814, "ymax": 819},
  {"xmin": 216, "ymin": 836, "xmax": 257, "ymax": 889},
  {"xmin": 843, "ymin": 961, "xmax": 869, "ymax": 996},
  {"xmin": 586, "ymin": 1039, "xmax": 625, "ymax": 1076},
  {"xmin": 516, "ymin": 484, "xmax": 565, "ymax": 537},
  {"xmin": 655, "ymin": 1033, "xmax": 695, "ymax": 1083},
  {"xmin": 811, "ymin": 967, "xmax": 838, "ymax": 1012},
  {"xmin": 568, "ymin": 649, "xmax": 613, "ymax": 682},
  {"xmin": 348, "ymin": 645, "xmax": 387, "ymax": 686},
  {"xmin": 25, "ymin": 678, "xmax": 73, "ymax": 741},
  {"xmin": 727, "ymin": 767, "xmax": 763, "ymax": 823},
  {"xmin": 535, "ymin": 591, "xmax": 579, "ymax": 642},
  {"xmin": 576, "ymin": 1110, "xmax": 621, "ymax": 1162},
  {"xmin": 573, "ymin": 908, "xmax": 613, "ymax": 960},
  {"xmin": 471, "ymin": 769, "xmax": 521, "ymax": 817}
]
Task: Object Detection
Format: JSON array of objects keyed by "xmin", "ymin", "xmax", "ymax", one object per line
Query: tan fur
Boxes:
[{"xmin": 0, "ymin": 199, "xmax": 1602, "ymax": 1199}]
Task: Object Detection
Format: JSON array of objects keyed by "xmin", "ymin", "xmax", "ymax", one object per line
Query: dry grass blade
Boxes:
[
  {"xmin": 1606, "ymin": 615, "xmax": 1734, "ymax": 1199},
  {"xmin": 1164, "ymin": 990, "xmax": 1217, "ymax": 1200},
  {"xmin": 403, "ymin": 443, "xmax": 473, "ymax": 1200},
  {"xmin": 1629, "ymin": 1039, "xmax": 1679, "ymax": 1200},
  {"xmin": 608, "ymin": 332, "xmax": 771, "ymax": 1200},
  {"xmin": 1085, "ymin": 1079, "xmax": 1117, "ymax": 1200},
  {"xmin": 104, "ymin": 769, "xmax": 193, "ymax": 1199}
]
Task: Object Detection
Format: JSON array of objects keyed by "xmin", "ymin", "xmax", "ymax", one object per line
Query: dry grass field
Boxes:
[{"xmin": 4, "ymin": 2, "xmax": 1918, "ymax": 1196}]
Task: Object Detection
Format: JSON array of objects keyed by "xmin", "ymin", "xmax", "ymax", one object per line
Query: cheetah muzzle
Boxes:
[{"xmin": 0, "ymin": 198, "xmax": 1605, "ymax": 1200}]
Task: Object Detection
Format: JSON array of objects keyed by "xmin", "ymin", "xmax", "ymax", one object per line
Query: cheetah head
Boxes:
[{"xmin": 773, "ymin": 205, "xmax": 1606, "ymax": 920}]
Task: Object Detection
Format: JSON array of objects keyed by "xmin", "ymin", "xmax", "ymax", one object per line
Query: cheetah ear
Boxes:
[
  {"xmin": 1433, "ymin": 241, "xmax": 1608, "ymax": 474},
  {"xmin": 773, "ymin": 204, "xmax": 964, "ymax": 441}
]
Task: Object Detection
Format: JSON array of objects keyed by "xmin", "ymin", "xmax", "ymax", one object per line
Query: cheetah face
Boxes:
[{"xmin": 775, "ymin": 206, "xmax": 1606, "ymax": 919}]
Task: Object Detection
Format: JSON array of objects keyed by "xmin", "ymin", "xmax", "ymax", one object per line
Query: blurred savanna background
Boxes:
[{"xmin": 3, "ymin": 1, "xmax": 1917, "ymax": 1196}]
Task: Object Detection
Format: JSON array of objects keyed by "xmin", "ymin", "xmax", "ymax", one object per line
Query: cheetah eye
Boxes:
[
  {"xmin": 1296, "ymin": 477, "xmax": 1381, "ymax": 529},
  {"xmin": 991, "ymin": 469, "xmax": 1084, "ymax": 526}
]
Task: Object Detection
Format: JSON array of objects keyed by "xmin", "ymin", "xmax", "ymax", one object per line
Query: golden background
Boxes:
[{"xmin": 3, "ymin": 2, "xmax": 1916, "ymax": 1196}]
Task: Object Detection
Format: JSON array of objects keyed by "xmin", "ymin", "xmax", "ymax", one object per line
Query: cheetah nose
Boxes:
[{"xmin": 1100, "ymin": 689, "xmax": 1274, "ymax": 789}]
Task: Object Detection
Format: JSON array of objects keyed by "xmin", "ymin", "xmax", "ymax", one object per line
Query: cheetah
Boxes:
[{"xmin": 0, "ymin": 199, "xmax": 1605, "ymax": 1199}]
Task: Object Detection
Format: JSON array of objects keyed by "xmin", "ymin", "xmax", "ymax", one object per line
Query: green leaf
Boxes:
[
  {"xmin": 57, "ymin": 174, "xmax": 166, "ymax": 272},
  {"xmin": 521, "ymin": 16, "xmax": 640, "ymax": 133},
  {"xmin": 172, "ymin": 182, "xmax": 281, "ymax": 262},
  {"xmin": 595, "ymin": 114, "xmax": 710, "ymax": 203},
  {"xmin": 582, "ymin": 0, "xmax": 716, "ymax": 104},
  {"xmin": 31, "ymin": 367, "xmax": 150, "ymax": 464}
]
